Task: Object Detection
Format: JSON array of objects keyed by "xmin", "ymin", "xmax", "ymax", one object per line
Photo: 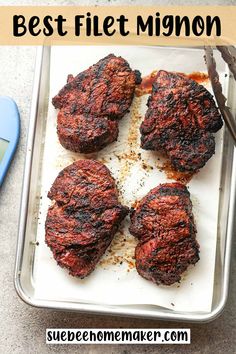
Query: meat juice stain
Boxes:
[
  {"xmin": 131, "ymin": 200, "xmax": 139, "ymax": 209},
  {"xmin": 160, "ymin": 161, "xmax": 196, "ymax": 185},
  {"xmin": 186, "ymin": 72, "xmax": 209, "ymax": 83},
  {"xmin": 135, "ymin": 70, "xmax": 158, "ymax": 97},
  {"xmin": 135, "ymin": 71, "xmax": 209, "ymax": 97}
]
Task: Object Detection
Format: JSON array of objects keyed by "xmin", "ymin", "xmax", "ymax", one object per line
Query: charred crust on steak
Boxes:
[
  {"xmin": 52, "ymin": 54, "xmax": 141, "ymax": 153},
  {"xmin": 45, "ymin": 159, "xmax": 129, "ymax": 278},
  {"xmin": 140, "ymin": 70, "xmax": 223, "ymax": 172},
  {"xmin": 129, "ymin": 182, "xmax": 200, "ymax": 286}
]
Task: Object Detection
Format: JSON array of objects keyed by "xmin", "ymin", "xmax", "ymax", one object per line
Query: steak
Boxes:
[
  {"xmin": 45, "ymin": 159, "xmax": 128, "ymax": 278},
  {"xmin": 52, "ymin": 54, "xmax": 141, "ymax": 153},
  {"xmin": 140, "ymin": 70, "xmax": 223, "ymax": 172},
  {"xmin": 129, "ymin": 183, "xmax": 199, "ymax": 286}
]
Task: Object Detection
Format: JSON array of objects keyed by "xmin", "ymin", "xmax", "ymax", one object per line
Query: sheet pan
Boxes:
[{"xmin": 14, "ymin": 46, "xmax": 236, "ymax": 322}]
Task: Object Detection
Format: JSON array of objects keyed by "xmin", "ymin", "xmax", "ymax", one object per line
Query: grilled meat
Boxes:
[
  {"xmin": 57, "ymin": 108, "xmax": 119, "ymax": 153},
  {"xmin": 129, "ymin": 183, "xmax": 199, "ymax": 286},
  {"xmin": 53, "ymin": 54, "xmax": 141, "ymax": 153},
  {"xmin": 45, "ymin": 159, "xmax": 128, "ymax": 278},
  {"xmin": 140, "ymin": 70, "xmax": 223, "ymax": 172}
]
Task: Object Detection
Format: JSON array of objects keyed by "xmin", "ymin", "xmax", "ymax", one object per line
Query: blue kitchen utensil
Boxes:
[{"xmin": 0, "ymin": 96, "xmax": 20, "ymax": 186}]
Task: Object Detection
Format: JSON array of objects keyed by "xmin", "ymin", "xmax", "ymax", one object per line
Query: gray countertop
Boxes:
[{"xmin": 0, "ymin": 1, "xmax": 236, "ymax": 353}]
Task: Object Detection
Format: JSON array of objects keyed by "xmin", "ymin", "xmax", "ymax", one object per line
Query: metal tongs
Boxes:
[{"xmin": 204, "ymin": 46, "xmax": 236, "ymax": 145}]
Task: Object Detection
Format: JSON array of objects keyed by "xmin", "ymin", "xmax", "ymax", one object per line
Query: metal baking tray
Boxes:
[{"xmin": 14, "ymin": 46, "xmax": 236, "ymax": 322}]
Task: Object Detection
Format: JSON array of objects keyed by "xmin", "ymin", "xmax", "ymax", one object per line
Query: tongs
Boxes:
[{"xmin": 204, "ymin": 46, "xmax": 236, "ymax": 145}]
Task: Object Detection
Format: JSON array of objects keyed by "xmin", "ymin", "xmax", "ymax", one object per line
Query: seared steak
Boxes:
[
  {"xmin": 53, "ymin": 54, "xmax": 141, "ymax": 153},
  {"xmin": 45, "ymin": 159, "xmax": 128, "ymax": 278},
  {"xmin": 140, "ymin": 70, "xmax": 223, "ymax": 172},
  {"xmin": 129, "ymin": 183, "xmax": 199, "ymax": 285}
]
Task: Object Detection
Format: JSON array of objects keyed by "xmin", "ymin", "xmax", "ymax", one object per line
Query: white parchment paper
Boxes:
[{"xmin": 33, "ymin": 46, "xmax": 227, "ymax": 313}]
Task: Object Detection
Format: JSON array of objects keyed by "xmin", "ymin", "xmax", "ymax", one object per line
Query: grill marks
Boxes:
[
  {"xmin": 52, "ymin": 54, "xmax": 141, "ymax": 153},
  {"xmin": 129, "ymin": 183, "xmax": 200, "ymax": 286},
  {"xmin": 45, "ymin": 160, "xmax": 128, "ymax": 278},
  {"xmin": 48, "ymin": 63, "xmax": 218, "ymax": 284},
  {"xmin": 140, "ymin": 70, "xmax": 223, "ymax": 172}
]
